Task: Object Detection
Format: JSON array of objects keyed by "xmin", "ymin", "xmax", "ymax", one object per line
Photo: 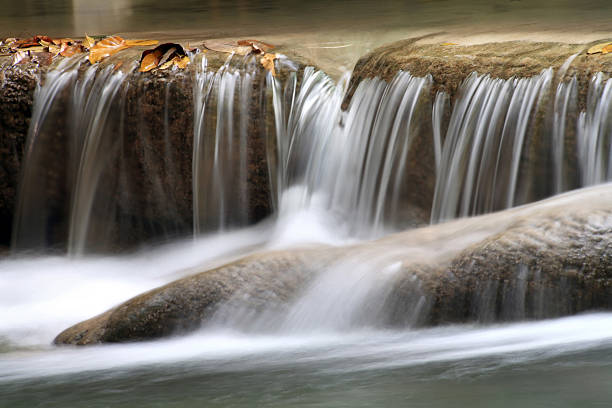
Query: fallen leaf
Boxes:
[
  {"xmin": 260, "ymin": 53, "xmax": 278, "ymax": 76},
  {"xmin": 125, "ymin": 39, "xmax": 159, "ymax": 46},
  {"xmin": 158, "ymin": 55, "xmax": 188, "ymax": 70},
  {"xmin": 602, "ymin": 44, "xmax": 612, "ymax": 55},
  {"xmin": 89, "ymin": 35, "xmax": 129, "ymax": 63},
  {"xmin": 113, "ymin": 61, "xmax": 124, "ymax": 71},
  {"xmin": 138, "ymin": 43, "xmax": 187, "ymax": 72},
  {"xmin": 84, "ymin": 34, "xmax": 96, "ymax": 49},
  {"xmin": 139, "ymin": 48, "xmax": 164, "ymax": 72},
  {"xmin": 440, "ymin": 42, "xmax": 458, "ymax": 46},
  {"xmin": 17, "ymin": 45, "xmax": 46, "ymax": 53},
  {"xmin": 237, "ymin": 39, "xmax": 275, "ymax": 54},
  {"xmin": 60, "ymin": 44, "xmax": 84, "ymax": 57},
  {"xmin": 52, "ymin": 38, "xmax": 75, "ymax": 46},
  {"xmin": 175, "ymin": 55, "xmax": 190, "ymax": 69},
  {"xmin": 587, "ymin": 42, "xmax": 612, "ymax": 55},
  {"xmin": 48, "ymin": 44, "xmax": 61, "ymax": 55},
  {"xmin": 203, "ymin": 40, "xmax": 252, "ymax": 55}
]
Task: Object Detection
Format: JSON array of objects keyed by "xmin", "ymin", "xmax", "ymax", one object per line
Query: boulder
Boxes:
[{"xmin": 55, "ymin": 184, "xmax": 612, "ymax": 345}]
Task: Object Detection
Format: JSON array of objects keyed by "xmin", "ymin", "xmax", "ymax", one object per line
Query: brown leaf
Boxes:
[
  {"xmin": 84, "ymin": 34, "xmax": 96, "ymax": 49},
  {"xmin": 17, "ymin": 45, "xmax": 46, "ymax": 53},
  {"xmin": 88, "ymin": 36, "xmax": 129, "ymax": 63},
  {"xmin": 48, "ymin": 44, "xmax": 61, "ymax": 55},
  {"xmin": 125, "ymin": 39, "xmax": 159, "ymax": 47},
  {"xmin": 237, "ymin": 39, "xmax": 275, "ymax": 54},
  {"xmin": 60, "ymin": 44, "xmax": 84, "ymax": 57},
  {"xmin": 203, "ymin": 40, "xmax": 252, "ymax": 55},
  {"xmin": 587, "ymin": 42, "xmax": 612, "ymax": 55},
  {"xmin": 138, "ymin": 43, "xmax": 186, "ymax": 72},
  {"xmin": 602, "ymin": 44, "xmax": 612, "ymax": 55},
  {"xmin": 260, "ymin": 53, "xmax": 277, "ymax": 76},
  {"xmin": 175, "ymin": 55, "xmax": 190, "ymax": 69},
  {"xmin": 139, "ymin": 48, "xmax": 164, "ymax": 72}
]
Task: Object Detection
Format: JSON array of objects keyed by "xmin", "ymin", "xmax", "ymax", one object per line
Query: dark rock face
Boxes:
[
  {"xmin": 54, "ymin": 186, "xmax": 612, "ymax": 345},
  {"xmin": 0, "ymin": 65, "xmax": 39, "ymax": 247}
]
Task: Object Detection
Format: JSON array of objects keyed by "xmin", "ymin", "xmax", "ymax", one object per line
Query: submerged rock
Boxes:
[{"xmin": 55, "ymin": 184, "xmax": 612, "ymax": 345}]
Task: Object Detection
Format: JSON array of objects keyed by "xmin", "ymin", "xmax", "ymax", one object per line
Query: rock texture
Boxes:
[
  {"xmin": 347, "ymin": 38, "xmax": 612, "ymax": 105},
  {"xmin": 55, "ymin": 184, "xmax": 612, "ymax": 345},
  {"xmin": 0, "ymin": 64, "xmax": 39, "ymax": 247},
  {"xmin": 1, "ymin": 49, "xmax": 301, "ymax": 251}
]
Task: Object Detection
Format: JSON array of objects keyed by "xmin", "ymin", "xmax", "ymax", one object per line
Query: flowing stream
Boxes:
[{"xmin": 2, "ymin": 44, "xmax": 612, "ymax": 406}]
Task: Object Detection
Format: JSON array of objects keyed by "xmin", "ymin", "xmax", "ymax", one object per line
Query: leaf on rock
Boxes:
[
  {"xmin": 260, "ymin": 53, "xmax": 278, "ymax": 76},
  {"xmin": 139, "ymin": 48, "xmax": 164, "ymax": 72},
  {"xmin": 203, "ymin": 40, "xmax": 252, "ymax": 55},
  {"xmin": 84, "ymin": 34, "xmax": 96, "ymax": 49},
  {"xmin": 139, "ymin": 43, "xmax": 187, "ymax": 72},
  {"xmin": 125, "ymin": 39, "xmax": 159, "ymax": 46},
  {"xmin": 48, "ymin": 44, "xmax": 62, "ymax": 55},
  {"xmin": 602, "ymin": 44, "xmax": 612, "ymax": 55},
  {"xmin": 587, "ymin": 42, "xmax": 612, "ymax": 55},
  {"xmin": 89, "ymin": 36, "xmax": 129, "ymax": 63},
  {"xmin": 237, "ymin": 39, "xmax": 275, "ymax": 54},
  {"xmin": 60, "ymin": 44, "xmax": 84, "ymax": 57},
  {"xmin": 175, "ymin": 55, "xmax": 190, "ymax": 69},
  {"xmin": 440, "ymin": 42, "xmax": 458, "ymax": 46}
]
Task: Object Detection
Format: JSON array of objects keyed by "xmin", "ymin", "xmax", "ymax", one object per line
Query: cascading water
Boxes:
[
  {"xmin": 10, "ymin": 52, "xmax": 612, "ymax": 254},
  {"xmin": 2, "ymin": 43, "xmax": 612, "ymax": 408}
]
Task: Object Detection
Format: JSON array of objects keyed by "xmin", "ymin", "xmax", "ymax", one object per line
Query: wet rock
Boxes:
[
  {"xmin": 0, "ymin": 63, "xmax": 40, "ymax": 247},
  {"xmin": 54, "ymin": 248, "xmax": 334, "ymax": 344},
  {"xmin": 347, "ymin": 38, "xmax": 612, "ymax": 105},
  {"xmin": 55, "ymin": 185, "xmax": 612, "ymax": 345}
]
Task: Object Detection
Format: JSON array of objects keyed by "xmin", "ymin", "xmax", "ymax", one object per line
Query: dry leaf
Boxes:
[
  {"xmin": 203, "ymin": 40, "xmax": 252, "ymax": 55},
  {"xmin": 84, "ymin": 34, "xmax": 96, "ymax": 49},
  {"xmin": 47, "ymin": 44, "xmax": 61, "ymax": 55},
  {"xmin": 60, "ymin": 44, "xmax": 83, "ymax": 57},
  {"xmin": 139, "ymin": 49, "xmax": 164, "ymax": 72},
  {"xmin": 18, "ymin": 45, "xmax": 46, "ymax": 53},
  {"xmin": 125, "ymin": 39, "xmax": 159, "ymax": 46},
  {"xmin": 260, "ymin": 53, "xmax": 277, "ymax": 76},
  {"xmin": 602, "ymin": 44, "xmax": 612, "ymax": 55},
  {"xmin": 587, "ymin": 42, "xmax": 612, "ymax": 55},
  {"xmin": 237, "ymin": 39, "xmax": 275, "ymax": 54},
  {"xmin": 440, "ymin": 42, "xmax": 458, "ymax": 46},
  {"xmin": 175, "ymin": 55, "xmax": 190, "ymax": 69},
  {"xmin": 138, "ymin": 43, "xmax": 186, "ymax": 72},
  {"xmin": 89, "ymin": 36, "xmax": 129, "ymax": 63}
]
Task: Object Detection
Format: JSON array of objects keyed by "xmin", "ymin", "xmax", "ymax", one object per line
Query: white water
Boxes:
[{"xmin": 3, "ymin": 54, "xmax": 612, "ymax": 407}]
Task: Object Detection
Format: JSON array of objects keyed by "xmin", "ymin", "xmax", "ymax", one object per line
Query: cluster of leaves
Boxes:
[
  {"xmin": 1, "ymin": 35, "xmax": 278, "ymax": 75},
  {"xmin": 587, "ymin": 42, "xmax": 612, "ymax": 55},
  {"xmin": 0, "ymin": 35, "xmax": 90, "ymax": 65}
]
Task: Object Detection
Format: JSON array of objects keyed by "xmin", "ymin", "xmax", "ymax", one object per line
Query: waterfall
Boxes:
[
  {"xmin": 9, "ymin": 54, "xmax": 612, "ymax": 253},
  {"xmin": 578, "ymin": 73, "xmax": 612, "ymax": 185},
  {"xmin": 272, "ymin": 68, "xmax": 433, "ymax": 237},
  {"xmin": 431, "ymin": 69, "xmax": 554, "ymax": 223}
]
